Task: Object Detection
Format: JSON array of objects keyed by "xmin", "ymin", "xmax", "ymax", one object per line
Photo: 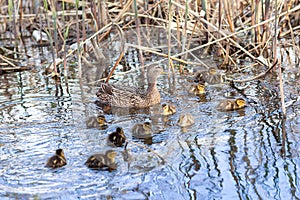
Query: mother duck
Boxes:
[{"xmin": 96, "ymin": 65, "xmax": 163, "ymax": 108}]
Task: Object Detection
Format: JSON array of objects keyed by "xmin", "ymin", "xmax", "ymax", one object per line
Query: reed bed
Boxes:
[
  {"xmin": 0, "ymin": 0, "xmax": 299, "ymax": 68},
  {"xmin": 0, "ymin": 0, "xmax": 299, "ymax": 115}
]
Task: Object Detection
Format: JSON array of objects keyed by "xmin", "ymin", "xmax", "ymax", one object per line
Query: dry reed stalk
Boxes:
[
  {"xmin": 181, "ymin": 0, "xmax": 188, "ymax": 59},
  {"xmin": 224, "ymin": 0, "xmax": 234, "ymax": 33},
  {"xmin": 175, "ymin": 0, "xmax": 181, "ymax": 53},
  {"xmin": 105, "ymin": 24, "xmax": 125, "ymax": 83},
  {"xmin": 273, "ymin": 0, "xmax": 286, "ymax": 118},
  {"xmin": 0, "ymin": 54, "xmax": 17, "ymax": 67},
  {"xmin": 167, "ymin": 0, "xmax": 175, "ymax": 73},
  {"xmin": 281, "ymin": 5, "xmax": 299, "ymax": 61},
  {"xmin": 126, "ymin": 43, "xmax": 208, "ymax": 68},
  {"xmin": 201, "ymin": 0, "xmax": 208, "ymax": 42},
  {"xmin": 81, "ymin": 0, "xmax": 87, "ymax": 52},
  {"xmin": 99, "ymin": 1, "xmax": 109, "ymax": 28},
  {"xmin": 185, "ymin": 21, "xmax": 198, "ymax": 59},
  {"xmin": 172, "ymin": 2, "xmax": 300, "ymax": 64},
  {"xmin": 133, "ymin": 0, "xmax": 144, "ymax": 66},
  {"xmin": 173, "ymin": 2, "xmax": 256, "ymax": 60}
]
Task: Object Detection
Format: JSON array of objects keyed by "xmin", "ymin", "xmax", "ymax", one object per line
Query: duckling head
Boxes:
[
  {"xmin": 208, "ymin": 67, "xmax": 217, "ymax": 75},
  {"xmin": 106, "ymin": 150, "xmax": 117, "ymax": 162},
  {"xmin": 96, "ymin": 115, "xmax": 107, "ymax": 126},
  {"xmin": 56, "ymin": 149, "xmax": 65, "ymax": 158},
  {"xmin": 116, "ymin": 127, "xmax": 124, "ymax": 135},
  {"xmin": 235, "ymin": 98, "xmax": 246, "ymax": 108},
  {"xmin": 142, "ymin": 122, "xmax": 152, "ymax": 132},
  {"xmin": 162, "ymin": 104, "xmax": 176, "ymax": 115},
  {"xmin": 194, "ymin": 84, "xmax": 205, "ymax": 94}
]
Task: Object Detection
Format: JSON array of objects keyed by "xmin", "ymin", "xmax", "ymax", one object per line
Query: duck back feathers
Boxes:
[{"xmin": 96, "ymin": 65, "xmax": 162, "ymax": 108}]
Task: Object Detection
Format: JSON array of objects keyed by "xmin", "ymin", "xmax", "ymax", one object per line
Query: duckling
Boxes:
[
  {"xmin": 96, "ymin": 114, "xmax": 108, "ymax": 128},
  {"xmin": 177, "ymin": 114, "xmax": 195, "ymax": 127},
  {"xmin": 108, "ymin": 127, "xmax": 126, "ymax": 147},
  {"xmin": 46, "ymin": 149, "xmax": 67, "ymax": 168},
  {"xmin": 132, "ymin": 122, "xmax": 153, "ymax": 139},
  {"xmin": 188, "ymin": 83, "xmax": 205, "ymax": 95},
  {"xmin": 217, "ymin": 98, "xmax": 246, "ymax": 111},
  {"xmin": 161, "ymin": 104, "xmax": 176, "ymax": 116},
  {"xmin": 85, "ymin": 150, "xmax": 117, "ymax": 171},
  {"xmin": 194, "ymin": 67, "xmax": 224, "ymax": 85}
]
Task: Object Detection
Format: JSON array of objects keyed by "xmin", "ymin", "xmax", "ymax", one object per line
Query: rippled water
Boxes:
[{"xmin": 1, "ymin": 45, "xmax": 300, "ymax": 199}]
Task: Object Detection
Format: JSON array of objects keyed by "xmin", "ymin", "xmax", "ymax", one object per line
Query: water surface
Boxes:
[{"xmin": 0, "ymin": 40, "xmax": 300, "ymax": 199}]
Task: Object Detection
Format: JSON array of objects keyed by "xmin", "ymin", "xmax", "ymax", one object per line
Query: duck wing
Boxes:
[{"xmin": 96, "ymin": 83, "xmax": 146, "ymax": 107}]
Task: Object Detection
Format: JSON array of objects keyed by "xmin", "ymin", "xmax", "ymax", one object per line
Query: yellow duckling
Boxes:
[
  {"xmin": 85, "ymin": 150, "xmax": 117, "ymax": 171},
  {"xmin": 188, "ymin": 83, "xmax": 205, "ymax": 95},
  {"xmin": 108, "ymin": 127, "xmax": 126, "ymax": 147},
  {"xmin": 161, "ymin": 104, "xmax": 176, "ymax": 116},
  {"xmin": 132, "ymin": 122, "xmax": 152, "ymax": 139},
  {"xmin": 46, "ymin": 149, "xmax": 67, "ymax": 168},
  {"xmin": 177, "ymin": 114, "xmax": 195, "ymax": 127},
  {"xmin": 96, "ymin": 114, "xmax": 108, "ymax": 128},
  {"xmin": 217, "ymin": 98, "xmax": 246, "ymax": 111}
]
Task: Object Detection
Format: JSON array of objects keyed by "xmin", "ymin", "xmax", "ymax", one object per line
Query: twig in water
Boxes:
[
  {"xmin": 128, "ymin": 141, "xmax": 166, "ymax": 165},
  {"xmin": 225, "ymin": 59, "xmax": 278, "ymax": 83}
]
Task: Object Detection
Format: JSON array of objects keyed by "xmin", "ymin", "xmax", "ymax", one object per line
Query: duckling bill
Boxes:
[
  {"xmin": 108, "ymin": 127, "xmax": 126, "ymax": 147},
  {"xmin": 217, "ymin": 98, "xmax": 246, "ymax": 111},
  {"xmin": 85, "ymin": 150, "xmax": 117, "ymax": 171},
  {"xmin": 46, "ymin": 149, "xmax": 67, "ymax": 168}
]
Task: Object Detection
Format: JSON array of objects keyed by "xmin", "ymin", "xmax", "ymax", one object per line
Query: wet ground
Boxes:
[{"xmin": 0, "ymin": 34, "xmax": 300, "ymax": 199}]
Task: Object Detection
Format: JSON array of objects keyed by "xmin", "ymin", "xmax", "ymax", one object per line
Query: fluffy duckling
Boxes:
[
  {"xmin": 217, "ymin": 98, "xmax": 246, "ymax": 111},
  {"xmin": 161, "ymin": 104, "xmax": 176, "ymax": 116},
  {"xmin": 85, "ymin": 150, "xmax": 117, "ymax": 171},
  {"xmin": 46, "ymin": 149, "xmax": 67, "ymax": 168},
  {"xmin": 132, "ymin": 122, "xmax": 153, "ymax": 139},
  {"xmin": 189, "ymin": 83, "xmax": 205, "ymax": 95},
  {"xmin": 194, "ymin": 67, "xmax": 224, "ymax": 85},
  {"xmin": 108, "ymin": 127, "xmax": 126, "ymax": 147},
  {"xmin": 96, "ymin": 114, "xmax": 108, "ymax": 128},
  {"xmin": 177, "ymin": 114, "xmax": 195, "ymax": 127}
]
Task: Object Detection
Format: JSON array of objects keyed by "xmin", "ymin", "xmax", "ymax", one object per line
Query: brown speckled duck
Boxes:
[
  {"xmin": 96, "ymin": 65, "xmax": 163, "ymax": 108},
  {"xmin": 217, "ymin": 98, "xmax": 246, "ymax": 111},
  {"xmin": 108, "ymin": 127, "xmax": 126, "ymax": 147},
  {"xmin": 46, "ymin": 149, "xmax": 67, "ymax": 168},
  {"xmin": 85, "ymin": 150, "xmax": 117, "ymax": 171}
]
